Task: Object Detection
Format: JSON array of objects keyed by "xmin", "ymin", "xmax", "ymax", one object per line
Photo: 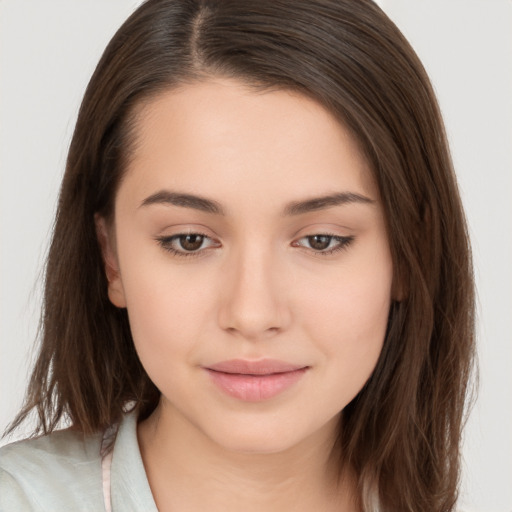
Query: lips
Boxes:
[{"xmin": 204, "ymin": 359, "xmax": 308, "ymax": 401}]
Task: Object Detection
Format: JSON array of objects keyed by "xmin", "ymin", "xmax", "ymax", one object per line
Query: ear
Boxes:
[{"xmin": 95, "ymin": 214, "xmax": 127, "ymax": 308}]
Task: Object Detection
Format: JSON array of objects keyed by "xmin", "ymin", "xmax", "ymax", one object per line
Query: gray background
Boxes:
[{"xmin": 1, "ymin": 1, "xmax": 511, "ymax": 510}]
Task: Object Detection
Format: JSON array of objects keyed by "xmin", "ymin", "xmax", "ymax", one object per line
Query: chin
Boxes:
[
  {"xmin": 200, "ymin": 412, "xmax": 339, "ymax": 457},
  {"xmin": 213, "ymin": 431, "xmax": 303, "ymax": 456}
]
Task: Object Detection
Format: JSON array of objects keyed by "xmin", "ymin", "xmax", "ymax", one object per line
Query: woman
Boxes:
[{"xmin": 0, "ymin": 1, "xmax": 475, "ymax": 511}]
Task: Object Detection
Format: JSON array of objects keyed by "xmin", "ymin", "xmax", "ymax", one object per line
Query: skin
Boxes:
[{"xmin": 97, "ymin": 78, "xmax": 394, "ymax": 511}]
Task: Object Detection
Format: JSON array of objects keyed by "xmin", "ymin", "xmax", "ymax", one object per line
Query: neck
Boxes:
[{"xmin": 137, "ymin": 403, "xmax": 359, "ymax": 512}]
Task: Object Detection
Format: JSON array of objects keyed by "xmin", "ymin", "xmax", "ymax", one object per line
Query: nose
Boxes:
[{"xmin": 217, "ymin": 244, "xmax": 290, "ymax": 340}]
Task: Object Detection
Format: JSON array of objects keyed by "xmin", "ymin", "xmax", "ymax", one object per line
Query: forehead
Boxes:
[{"xmin": 121, "ymin": 78, "xmax": 378, "ymax": 209}]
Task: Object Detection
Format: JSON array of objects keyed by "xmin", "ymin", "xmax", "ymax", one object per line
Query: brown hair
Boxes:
[{"xmin": 9, "ymin": 1, "xmax": 476, "ymax": 510}]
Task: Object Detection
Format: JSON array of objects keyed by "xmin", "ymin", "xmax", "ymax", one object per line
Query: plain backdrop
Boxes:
[{"xmin": 1, "ymin": 1, "xmax": 511, "ymax": 511}]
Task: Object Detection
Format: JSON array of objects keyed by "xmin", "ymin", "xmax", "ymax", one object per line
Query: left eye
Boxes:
[{"xmin": 293, "ymin": 234, "xmax": 353, "ymax": 254}]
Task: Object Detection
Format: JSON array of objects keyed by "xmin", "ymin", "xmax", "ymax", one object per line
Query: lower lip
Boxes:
[{"xmin": 205, "ymin": 368, "xmax": 307, "ymax": 402}]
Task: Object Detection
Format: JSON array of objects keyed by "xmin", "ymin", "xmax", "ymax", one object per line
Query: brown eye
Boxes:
[
  {"xmin": 292, "ymin": 233, "xmax": 354, "ymax": 256},
  {"xmin": 160, "ymin": 232, "xmax": 353, "ymax": 258},
  {"xmin": 156, "ymin": 232, "xmax": 218, "ymax": 257},
  {"xmin": 178, "ymin": 234, "xmax": 205, "ymax": 251},
  {"xmin": 307, "ymin": 235, "xmax": 332, "ymax": 251}
]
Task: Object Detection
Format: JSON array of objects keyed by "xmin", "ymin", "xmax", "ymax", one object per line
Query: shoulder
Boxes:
[{"xmin": 0, "ymin": 428, "xmax": 105, "ymax": 511}]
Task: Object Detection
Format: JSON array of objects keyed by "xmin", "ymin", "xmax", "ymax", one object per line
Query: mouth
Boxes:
[{"xmin": 203, "ymin": 359, "xmax": 309, "ymax": 402}]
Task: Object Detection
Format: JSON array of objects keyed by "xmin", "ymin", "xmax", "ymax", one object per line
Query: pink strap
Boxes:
[
  {"xmin": 101, "ymin": 449, "xmax": 114, "ymax": 512},
  {"xmin": 100, "ymin": 424, "xmax": 118, "ymax": 512}
]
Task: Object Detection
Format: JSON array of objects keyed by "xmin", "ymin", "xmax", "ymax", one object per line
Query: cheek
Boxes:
[
  {"xmin": 118, "ymin": 251, "xmax": 216, "ymax": 372},
  {"xmin": 299, "ymin": 254, "xmax": 392, "ymax": 398},
  {"xmin": 122, "ymin": 270, "xmax": 219, "ymax": 405},
  {"xmin": 314, "ymin": 292, "xmax": 389, "ymax": 367}
]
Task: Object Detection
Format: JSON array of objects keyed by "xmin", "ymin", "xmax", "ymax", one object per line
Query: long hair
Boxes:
[{"xmin": 8, "ymin": 1, "xmax": 476, "ymax": 510}]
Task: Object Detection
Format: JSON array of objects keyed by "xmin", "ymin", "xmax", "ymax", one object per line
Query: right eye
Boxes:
[{"xmin": 155, "ymin": 233, "xmax": 220, "ymax": 257}]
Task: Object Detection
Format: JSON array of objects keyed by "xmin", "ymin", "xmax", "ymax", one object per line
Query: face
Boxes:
[{"xmin": 99, "ymin": 78, "xmax": 394, "ymax": 454}]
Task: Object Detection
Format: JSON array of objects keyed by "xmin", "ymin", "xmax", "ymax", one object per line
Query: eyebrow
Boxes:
[
  {"xmin": 140, "ymin": 191, "xmax": 225, "ymax": 214},
  {"xmin": 283, "ymin": 192, "xmax": 375, "ymax": 215},
  {"xmin": 139, "ymin": 190, "xmax": 375, "ymax": 216}
]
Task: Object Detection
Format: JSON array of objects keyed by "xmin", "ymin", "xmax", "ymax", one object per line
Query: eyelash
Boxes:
[
  {"xmin": 292, "ymin": 233, "xmax": 354, "ymax": 256},
  {"xmin": 155, "ymin": 232, "xmax": 354, "ymax": 258},
  {"xmin": 155, "ymin": 232, "xmax": 217, "ymax": 259}
]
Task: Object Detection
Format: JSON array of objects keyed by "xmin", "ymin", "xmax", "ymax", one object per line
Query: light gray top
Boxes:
[{"xmin": 0, "ymin": 411, "xmax": 158, "ymax": 511}]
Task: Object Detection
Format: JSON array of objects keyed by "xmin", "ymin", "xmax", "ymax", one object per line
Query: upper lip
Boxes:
[{"xmin": 205, "ymin": 359, "xmax": 308, "ymax": 375}]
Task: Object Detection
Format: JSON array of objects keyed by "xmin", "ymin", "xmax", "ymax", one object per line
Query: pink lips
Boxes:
[{"xmin": 204, "ymin": 359, "xmax": 308, "ymax": 402}]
